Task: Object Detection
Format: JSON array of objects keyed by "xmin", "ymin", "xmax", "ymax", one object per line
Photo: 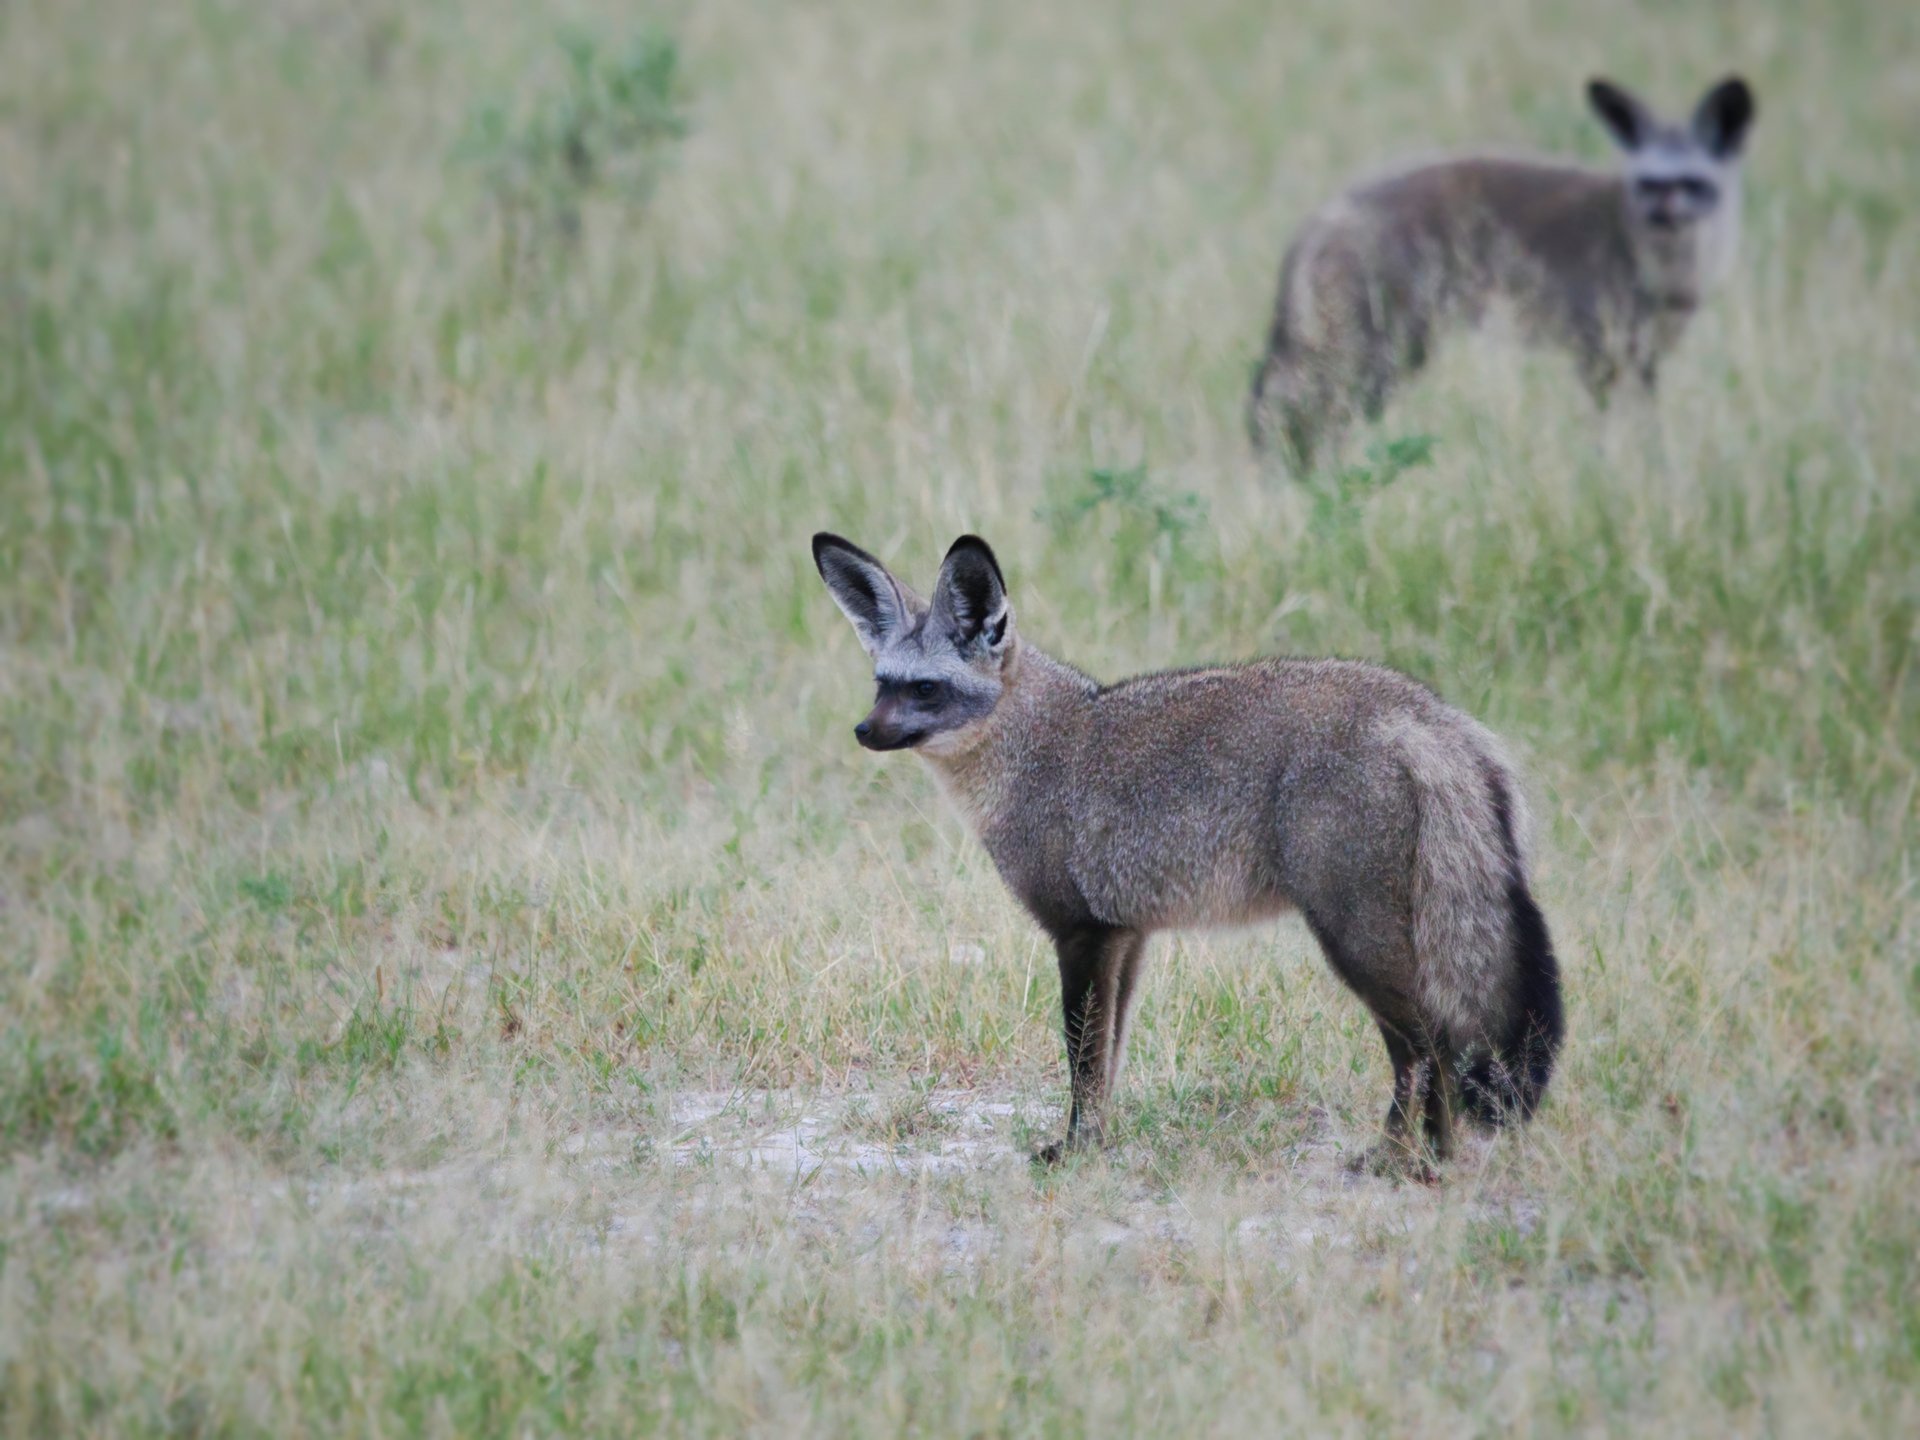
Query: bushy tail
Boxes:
[
  {"xmin": 1400, "ymin": 720, "xmax": 1565, "ymax": 1126},
  {"xmin": 1460, "ymin": 876, "xmax": 1564, "ymax": 1125}
]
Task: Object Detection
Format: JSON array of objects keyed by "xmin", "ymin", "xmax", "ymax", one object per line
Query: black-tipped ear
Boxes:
[
  {"xmin": 812, "ymin": 532, "xmax": 916, "ymax": 657},
  {"xmin": 930, "ymin": 535, "xmax": 1012, "ymax": 652},
  {"xmin": 1588, "ymin": 78, "xmax": 1654, "ymax": 152},
  {"xmin": 1692, "ymin": 76, "xmax": 1755, "ymax": 159}
]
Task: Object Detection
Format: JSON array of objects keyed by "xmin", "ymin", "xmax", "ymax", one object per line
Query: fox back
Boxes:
[{"xmin": 1248, "ymin": 76, "xmax": 1756, "ymax": 470}]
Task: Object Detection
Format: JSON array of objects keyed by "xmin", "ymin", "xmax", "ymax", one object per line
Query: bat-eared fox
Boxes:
[
  {"xmin": 812, "ymin": 532, "xmax": 1564, "ymax": 1173},
  {"xmin": 1248, "ymin": 75, "xmax": 1756, "ymax": 471}
]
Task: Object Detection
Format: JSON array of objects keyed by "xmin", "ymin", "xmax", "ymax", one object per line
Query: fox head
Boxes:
[
  {"xmin": 1587, "ymin": 75, "xmax": 1755, "ymax": 294},
  {"xmin": 812, "ymin": 532, "xmax": 1015, "ymax": 757}
]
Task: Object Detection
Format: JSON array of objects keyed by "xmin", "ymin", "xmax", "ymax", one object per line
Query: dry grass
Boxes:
[{"xmin": 2, "ymin": 0, "xmax": 1917, "ymax": 1433}]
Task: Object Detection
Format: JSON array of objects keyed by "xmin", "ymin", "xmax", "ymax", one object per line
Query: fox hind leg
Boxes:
[
  {"xmin": 1302, "ymin": 897, "xmax": 1453, "ymax": 1178},
  {"xmin": 1349, "ymin": 1019, "xmax": 1445, "ymax": 1181},
  {"xmin": 1376, "ymin": 1021, "xmax": 1422, "ymax": 1150},
  {"xmin": 1249, "ymin": 348, "xmax": 1337, "ymax": 476},
  {"xmin": 1422, "ymin": 1039, "xmax": 1459, "ymax": 1162}
]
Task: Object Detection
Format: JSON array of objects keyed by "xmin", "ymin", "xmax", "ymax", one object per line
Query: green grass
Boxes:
[{"xmin": 2, "ymin": 0, "xmax": 1918, "ymax": 1433}]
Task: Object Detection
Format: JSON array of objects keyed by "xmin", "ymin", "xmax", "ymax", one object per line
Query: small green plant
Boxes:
[
  {"xmin": 1307, "ymin": 433, "xmax": 1437, "ymax": 534},
  {"xmin": 1038, "ymin": 463, "xmax": 1213, "ymax": 596},
  {"xmin": 1039, "ymin": 463, "xmax": 1207, "ymax": 544},
  {"xmin": 238, "ymin": 871, "xmax": 294, "ymax": 910},
  {"xmin": 460, "ymin": 26, "xmax": 686, "ymax": 268}
]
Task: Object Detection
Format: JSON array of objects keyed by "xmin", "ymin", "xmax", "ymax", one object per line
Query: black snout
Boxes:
[{"xmin": 855, "ymin": 709, "xmax": 922, "ymax": 751}]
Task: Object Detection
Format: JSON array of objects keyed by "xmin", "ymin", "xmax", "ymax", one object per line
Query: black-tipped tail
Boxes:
[{"xmin": 1461, "ymin": 879, "xmax": 1564, "ymax": 1126}]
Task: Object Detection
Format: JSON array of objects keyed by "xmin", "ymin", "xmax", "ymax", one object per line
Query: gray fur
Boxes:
[
  {"xmin": 812, "ymin": 533, "xmax": 1566, "ymax": 1170},
  {"xmin": 1248, "ymin": 76, "xmax": 1756, "ymax": 471}
]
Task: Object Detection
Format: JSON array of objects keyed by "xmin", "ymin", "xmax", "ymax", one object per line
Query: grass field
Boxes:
[{"xmin": 3, "ymin": 0, "xmax": 1918, "ymax": 1432}]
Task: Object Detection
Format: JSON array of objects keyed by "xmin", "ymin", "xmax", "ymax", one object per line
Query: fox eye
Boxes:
[{"xmin": 914, "ymin": 680, "xmax": 940, "ymax": 701}]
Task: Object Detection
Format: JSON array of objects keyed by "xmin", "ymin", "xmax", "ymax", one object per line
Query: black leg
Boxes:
[
  {"xmin": 1423, "ymin": 1042, "xmax": 1457, "ymax": 1162},
  {"xmin": 1377, "ymin": 1020, "xmax": 1421, "ymax": 1148},
  {"xmin": 1574, "ymin": 323, "xmax": 1620, "ymax": 409},
  {"xmin": 1037, "ymin": 926, "xmax": 1129, "ymax": 1163},
  {"xmin": 1283, "ymin": 401, "xmax": 1321, "ymax": 476}
]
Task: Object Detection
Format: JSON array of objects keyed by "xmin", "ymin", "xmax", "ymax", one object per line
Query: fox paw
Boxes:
[{"xmin": 1032, "ymin": 1129, "xmax": 1103, "ymax": 1166}]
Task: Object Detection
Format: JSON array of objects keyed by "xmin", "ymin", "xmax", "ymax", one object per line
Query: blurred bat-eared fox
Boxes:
[
  {"xmin": 812, "ymin": 532, "xmax": 1564, "ymax": 1174},
  {"xmin": 1249, "ymin": 75, "xmax": 1757, "ymax": 471}
]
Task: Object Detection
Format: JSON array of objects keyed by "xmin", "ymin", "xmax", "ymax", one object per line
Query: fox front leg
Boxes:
[{"xmin": 1035, "ymin": 926, "xmax": 1134, "ymax": 1164}]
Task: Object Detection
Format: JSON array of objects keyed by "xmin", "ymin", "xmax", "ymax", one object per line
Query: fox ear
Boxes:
[
  {"xmin": 1588, "ymin": 77, "xmax": 1654, "ymax": 152},
  {"xmin": 1691, "ymin": 76, "xmax": 1754, "ymax": 159},
  {"xmin": 930, "ymin": 535, "xmax": 1013, "ymax": 654},
  {"xmin": 812, "ymin": 533, "xmax": 916, "ymax": 657}
]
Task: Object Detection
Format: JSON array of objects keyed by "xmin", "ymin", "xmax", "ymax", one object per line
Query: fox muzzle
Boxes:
[{"xmin": 855, "ymin": 705, "xmax": 924, "ymax": 751}]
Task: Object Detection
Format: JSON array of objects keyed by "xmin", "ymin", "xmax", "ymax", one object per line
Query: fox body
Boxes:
[
  {"xmin": 812, "ymin": 532, "xmax": 1564, "ymax": 1168},
  {"xmin": 1248, "ymin": 76, "xmax": 1756, "ymax": 470}
]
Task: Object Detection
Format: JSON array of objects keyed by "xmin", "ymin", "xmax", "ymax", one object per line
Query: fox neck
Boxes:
[{"xmin": 918, "ymin": 642, "xmax": 1094, "ymax": 837}]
